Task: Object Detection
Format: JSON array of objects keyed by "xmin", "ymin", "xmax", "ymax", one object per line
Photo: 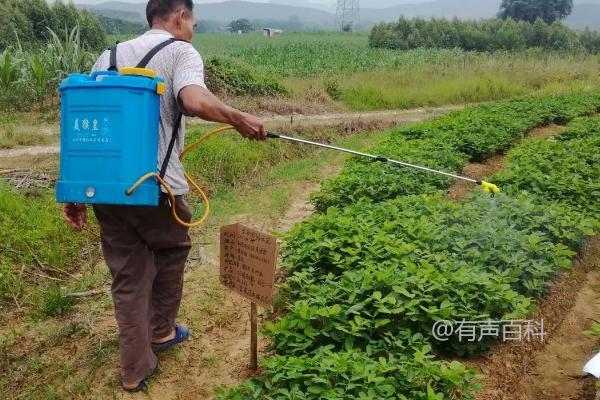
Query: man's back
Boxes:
[{"xmin": 93, "ymin": 30, "xmax": 207, "ymax": 195}]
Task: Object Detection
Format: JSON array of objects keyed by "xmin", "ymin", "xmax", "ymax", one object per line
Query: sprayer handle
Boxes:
[
  {"xmin": 267, "ymin": 132, "xmax": 280, "ymax": 139},
  {"xmin": 90, "ymin": 70, "xmax": 118, "ymax": 81}
]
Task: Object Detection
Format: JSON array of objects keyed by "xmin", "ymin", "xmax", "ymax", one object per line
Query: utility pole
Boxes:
[{"xmin": 335, "ymin": 0, "xmax": 360, "ymax": 32}]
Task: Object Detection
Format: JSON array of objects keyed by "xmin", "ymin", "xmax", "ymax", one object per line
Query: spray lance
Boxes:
[
  {"xmin": 266, "ymin": 132, "xmax": 502, "ymax": 194},
  {"xmin": 126, "ymin": 126, "xmax": 500, "ymax": 229}
]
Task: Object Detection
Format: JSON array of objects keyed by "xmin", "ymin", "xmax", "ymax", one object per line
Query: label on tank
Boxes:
[{"xmin": 69, "ymin": 111, "xmax": 122, "ymax": 149}]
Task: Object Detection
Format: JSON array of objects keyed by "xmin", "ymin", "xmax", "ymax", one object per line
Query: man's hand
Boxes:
[
  {"xmin": 232, "ymin": 112, "xmax": 266, "ymax": 141},
  {"xmin": 63, "ymin": 203, "xmax": 88, "ymax": 231}
]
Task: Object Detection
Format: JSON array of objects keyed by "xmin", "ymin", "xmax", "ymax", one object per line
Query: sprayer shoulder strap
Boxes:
[
  {"xmin": 133, "ymin": 38, "xmax": 189, "ymax": 179},
  {"xmin": 107, "ymin": 38, "xmax": 189, "ymax": 180},
  {"xmin": 144, "ymin": 38, "xmax": 187, "ymax": 180},
  {"xmin": 136, "ymin": 37, "xmax": 187, "ymax": 68},
  {"xmin": 159, "ymin": 113, "xmax": 183, "ymax": 179},
  {"xmin": 108, "ymin": 43, "xmax": 119, "ymax": 71}
]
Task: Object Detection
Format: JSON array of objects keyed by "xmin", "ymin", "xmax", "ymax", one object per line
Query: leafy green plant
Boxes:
[
  {"xmin": 313, "ymin": 138, "xmax": 468, "ymax": 212},
  {"xmin": 24, "ymin": 53, "xmax": 52, "ymax": 111},
  {"xmin": 0, "ymin": 50, "xmax": 24, "ymax": 108},
  {"xmin": 0, "ymin": 26, "xmax": 94, "ymax": 111},
  {"xmin": 45, "ymin": 26, "xmax": 94, "ymax": 81},
  {"xmin": 273, "ymin": 193, "xmax": 590, "ymax": 356},
  {"xmin": 324, "ymin": 78, "xmax": 342, "ymax": 100},
  {"xmin": 583, "ymin": 322, "xmax": 600, "ymax": 339},
  {"xmin": 217, "ymin": 346, "xmax": 480, "ymax": 400},
  {"xmin": 204, "ymin": 55, "xmax": 286, "ymax": 96},
  {"xmin": 494, "ymin": 127, "xmax": 600, "ymax": 215},
  {"xmin": 556, "ymin": 116, "xmax": 600, "ymax": 142}
]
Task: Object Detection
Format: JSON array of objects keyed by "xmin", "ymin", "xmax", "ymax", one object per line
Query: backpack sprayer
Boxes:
[{"xmin": 56, "ymin": 40, "xmax": 500, "ymax": 229}]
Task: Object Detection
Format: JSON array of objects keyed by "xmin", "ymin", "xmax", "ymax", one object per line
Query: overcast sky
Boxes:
[
  {"xmin": 74, "ymin": 0, "xmax": 434, "ymax": 5},
  {"xmin": 68, "ymin": 0, "xmax": 438, "ymax": 13}
]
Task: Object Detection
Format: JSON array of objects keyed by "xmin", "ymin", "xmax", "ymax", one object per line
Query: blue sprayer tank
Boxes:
[{"xmin": 56, "ymin": 69, "xmax": 166, "ymax": 206}]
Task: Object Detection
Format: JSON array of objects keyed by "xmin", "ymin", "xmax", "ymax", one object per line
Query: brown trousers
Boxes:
[{"xmin": 93, "ymin": 195, "xmax": 192, "ymax": 385}]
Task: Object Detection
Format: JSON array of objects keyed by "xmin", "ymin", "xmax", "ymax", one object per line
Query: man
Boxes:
[{"xmin": 63, "ymin": 0, "xmax": 266, "ymax": 392}]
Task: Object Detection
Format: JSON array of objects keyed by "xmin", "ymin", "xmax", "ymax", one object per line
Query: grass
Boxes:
[
  {"xmin": 335, "ymin": 71, "xmax": 524, "ymax": 110},
  {"xmin": 182, "ymin": 123, "xmax": 362, "ymax": 196},
  {"xmin": 0, "ymin": 183, "xmax": 101, "ymax": 322},
  {"xmin": 0, "ymin": 117, "xmax": 57, "ymax": 149},
  {"xmin": 284, "ymin": 51, "xmax": 600, "ymax": 111},
  {"xmin": 0, "ymin": 127, "xmax": 54, "ymax": 149},
  {"xmin": 37, "ymin": 285, "xmax": 75, "ymax": 318},
  {"xmin": 1, "ymin": 32, "xmax": 598, "ymax": 149},
  {"xmin": 194, "ymin": 128, "xmax": 392, "ymax": 228},
  {"xmin": 189, "ymin": 32, "xmax": 600, "ymax": 111}
]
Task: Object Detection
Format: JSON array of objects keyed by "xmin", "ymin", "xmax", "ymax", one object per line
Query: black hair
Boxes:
[{"xmin": 146, "ymin": 0, "xmax": 194, "ymax": 27}]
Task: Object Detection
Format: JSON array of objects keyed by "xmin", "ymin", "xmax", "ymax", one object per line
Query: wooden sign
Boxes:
[{"xmin": 220, "ymin": 223, "xmax": 277, "ymax": 308}]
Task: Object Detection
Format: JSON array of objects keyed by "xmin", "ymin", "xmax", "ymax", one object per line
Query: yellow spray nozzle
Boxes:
[{"xmin": 481, "ymin": 181, "xmax": 501, "ymax": 194}]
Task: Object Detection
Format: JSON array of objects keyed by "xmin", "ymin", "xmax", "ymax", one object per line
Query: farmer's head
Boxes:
[{"xmin": 146, "ymin": 0, "xmax": 196, "ymax": 41}]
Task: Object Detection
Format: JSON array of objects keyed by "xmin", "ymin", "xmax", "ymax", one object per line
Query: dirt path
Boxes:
[
  {"xmin": 190, "ymin": 105, "xmax": 463, "ymax": 127},
  {"xmin": 0, "ymin": 144, "xmax": 59, "ymax": 158},
  {"xmin": 446, "ymin": 123, "xmax": 599, "ymax": 399},
  {"xmin": 0, "ymin": 106, "xmax": 461, "ymax": 159}
]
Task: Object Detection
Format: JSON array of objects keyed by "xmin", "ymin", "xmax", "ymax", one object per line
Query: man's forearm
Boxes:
[
  {"xmin": 179, "ymin": 85, "xmax": 266, "ymax": 140},
  {"xmin": 179, "ymin": 86, "xmax": 243, "ymax": 125}
]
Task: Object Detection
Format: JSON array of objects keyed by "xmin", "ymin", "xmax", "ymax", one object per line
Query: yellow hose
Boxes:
[{"xmin": 126, "ymin": 125, "xmax": 236, "ymax": 228}]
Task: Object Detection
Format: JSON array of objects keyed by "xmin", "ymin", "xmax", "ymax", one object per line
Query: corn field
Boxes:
[{"xmin": 0, "ymin": 27, "xmax": 95, "ymax": 112}]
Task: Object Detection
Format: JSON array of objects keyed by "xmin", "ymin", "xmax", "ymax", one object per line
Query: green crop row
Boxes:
[
  {"xmin": 313, "ymin": 92, "xmax": 600, "ymax": 212},
  {"xmin": 557, "ymin": 115, "xmax": 600, "ymax": 142},
  {"xmin": 217, "ymin": 98, "xmax": 600, "ymax": 399},
  {"xmin": 269, "ymin": 193, "xmax": 594, "ymax": 358},
  {"xmin": 495, "ymin": 116, "xmax": 600, "ymax": 215}
]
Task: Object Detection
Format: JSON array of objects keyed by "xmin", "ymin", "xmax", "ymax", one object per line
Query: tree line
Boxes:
[{"xmin": 369, "ymin": 17, "xmax": 600, "ymax": 53}]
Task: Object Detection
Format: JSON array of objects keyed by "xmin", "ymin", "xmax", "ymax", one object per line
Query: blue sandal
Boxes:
[
  {"xmin": 123, "ymin": 363, "xmax": 159, "ymax": 393},
  {"xmin": 151, "ymin": 325, "xmax": 190, "ymax": 351}
]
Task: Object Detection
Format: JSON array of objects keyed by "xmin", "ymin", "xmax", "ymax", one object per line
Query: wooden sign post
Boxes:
[{"xmin": 220, "ymin": 223, "xmax": 277, "ymax": 371}]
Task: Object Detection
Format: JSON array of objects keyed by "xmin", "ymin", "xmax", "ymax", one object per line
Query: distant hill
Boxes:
[
  {"xmin": 79, "ymin": 1, "xmax": 335, "ymax": 28},
  {"xmin": 89, "ymin": 8, "xmax": 145, "ymax": 22},
  {"xmin": 76, "ymin": 0, "xmax": 600, "ymax": 30}
]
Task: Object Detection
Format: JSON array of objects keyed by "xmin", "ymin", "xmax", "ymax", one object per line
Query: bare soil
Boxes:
[{"xmin": 0, "ymin": 144, "xmax": 59, "ymax": 158}]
